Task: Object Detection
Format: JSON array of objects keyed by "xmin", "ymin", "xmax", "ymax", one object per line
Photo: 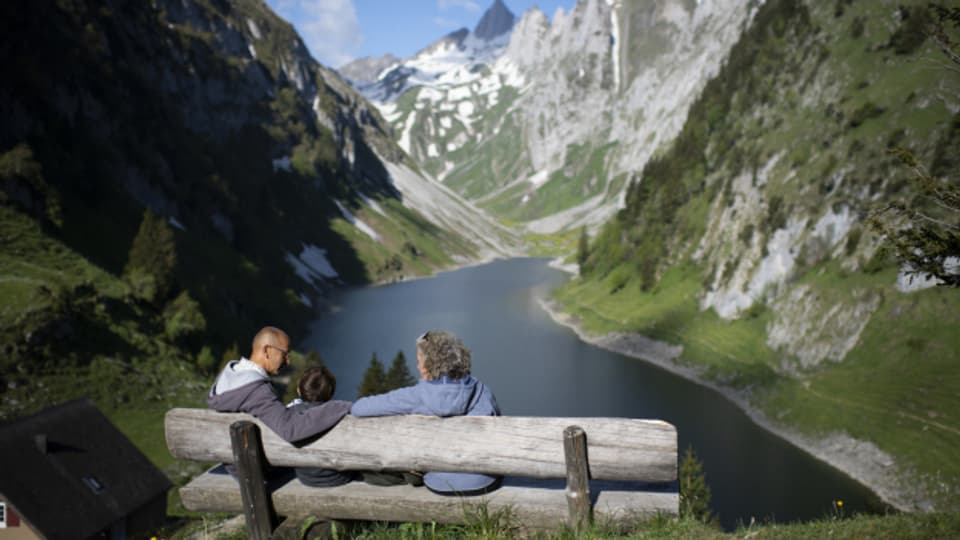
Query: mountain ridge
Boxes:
[{"xmin": 352, "ymin": 0, "xmax": 754, "ymax": 234}]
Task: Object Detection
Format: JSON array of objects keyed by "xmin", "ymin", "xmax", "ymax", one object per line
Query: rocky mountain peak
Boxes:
[{"xmin": 473, "ymin": 0, "xmax": 515, "ymax": 40}]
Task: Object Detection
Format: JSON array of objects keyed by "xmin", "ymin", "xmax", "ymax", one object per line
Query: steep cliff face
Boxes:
[
  {"xmin": 0, "ymin": 0, "xmax": 515, "ymax": 350},
  {"xmin": 356, "ymin": 0, "xmax": 754, "ymax": 232}
]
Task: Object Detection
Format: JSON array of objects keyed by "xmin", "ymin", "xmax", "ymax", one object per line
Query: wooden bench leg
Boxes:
[
  {"xmin": 231, "ymin": 420, "xmax": 278, "ymax": 540},
  {"xmin": 564, "ymin": 425, "xmax": 593, "ymax": 530}
]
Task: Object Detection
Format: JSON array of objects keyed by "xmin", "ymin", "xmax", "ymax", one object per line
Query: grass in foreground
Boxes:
[{"xmin": 187, "ymin": 512, "xmax": 960, "ymax": 540}]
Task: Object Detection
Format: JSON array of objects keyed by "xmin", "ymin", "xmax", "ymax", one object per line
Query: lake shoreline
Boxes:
[{"xmin": 536, "ymin": 291, "xmax": 925, "ymax": 513}]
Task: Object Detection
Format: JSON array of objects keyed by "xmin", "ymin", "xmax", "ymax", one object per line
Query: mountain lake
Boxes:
[{"xmin": 301, "ymin": 257, "xmax": 885, "ymax": 529}]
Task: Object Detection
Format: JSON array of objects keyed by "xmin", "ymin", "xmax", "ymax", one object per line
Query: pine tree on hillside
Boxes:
[
  {"xmin": 576, "ymin": 226, "xmax": 590, "ymax": 271},
  {"xmin": 357, "ymin": 353, "xmax": 386, "ymax": 397},
  {"xmin": 124, "ymin": 208, "xmax": 177, "ymax": 303},
  {"xmin": 679, "ymin": 446, "xmax": 714, "ymax": 524},
  {"xmin": 385, "ymin": 351, "xmax": 416, "ymax": 390}
]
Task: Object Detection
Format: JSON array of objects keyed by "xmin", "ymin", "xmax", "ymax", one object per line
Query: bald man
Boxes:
[{"xmin": 208, "ymin": 326, "xmax": 350, "ymax": 442}]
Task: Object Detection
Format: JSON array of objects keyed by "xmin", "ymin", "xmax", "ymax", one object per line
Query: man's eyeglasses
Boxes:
[{"xmin": 265, "ymin": 344, "xmax": 290, "ymax": 360}]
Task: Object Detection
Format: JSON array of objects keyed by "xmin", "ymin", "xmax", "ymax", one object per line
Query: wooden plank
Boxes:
[
  {"xmin": 230, "ymin": 421, "xmax": 276, "ymax": 539},
  {"xmin": 180, "ymin": 469, "xmax": 678, "ymax": 529},
  {"xmin": 563, "ymin": 426, "xmax": 592, "ymax": 529},
  {"xmin": 166, "ymin": 409, "xmax": 677, "ymax": 483}
]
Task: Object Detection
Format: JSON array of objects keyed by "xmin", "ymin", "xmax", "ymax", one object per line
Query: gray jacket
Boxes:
[
  {"xmin": 208, "ymin": 360, "xmax": 350, "ymax": 443},
  {"xmin": 350, "ymin": 375, "xmax": 500, "ymax": 493}
]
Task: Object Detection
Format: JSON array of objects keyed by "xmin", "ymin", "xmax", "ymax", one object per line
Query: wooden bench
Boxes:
[{"xmin": 165, "ymin": 409, "xmax": 678, "ymax": 537}]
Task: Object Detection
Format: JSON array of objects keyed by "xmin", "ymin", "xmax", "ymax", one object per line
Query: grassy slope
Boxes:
[
  {"xmin": 0, "ymin": 205, "xmax": 208, "ymax": 463},
  {"xmin": 556, "ymin": 0, "xmax": 960, "ymax": 510},
  {"xmin": 200, "ymin": 512, "xmax": 960, "ymax": 540}
]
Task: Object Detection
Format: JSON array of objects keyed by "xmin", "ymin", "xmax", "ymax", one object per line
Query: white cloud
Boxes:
[
  {"xmin": 433, "ymin": 16, "xmax": 461, "ymax": 28},
  {"xmin": 269, "ymin": 0, "xmax": 362, "ymax": 68},
  {"xmin": 437, "ymin": 0, "xmax": 482, "ymax": 12}
]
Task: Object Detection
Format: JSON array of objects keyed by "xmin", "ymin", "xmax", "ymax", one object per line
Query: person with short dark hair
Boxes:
[
  {"xmin": 350, "ymin": 330, "xmax": 501, "ymax": 495},
  {"xmin": 286, "ymin": 366, "xmax": 354, "ymax": 487}
]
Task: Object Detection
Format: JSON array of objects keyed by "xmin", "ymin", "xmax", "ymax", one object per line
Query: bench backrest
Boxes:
[{"xmin": 165, "ymin": 409, "xmax": 677, "ymax": 483}]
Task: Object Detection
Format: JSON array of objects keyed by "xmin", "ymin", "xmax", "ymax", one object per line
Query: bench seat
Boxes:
[
  {"xmin": 181, "ymin": 467, "xmax": 679, "ymax": 529},
  {"xmin": 167, "ymin": 409, "xmax": 679, "ymax": 532}
]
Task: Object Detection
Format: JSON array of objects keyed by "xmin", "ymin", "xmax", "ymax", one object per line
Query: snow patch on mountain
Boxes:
[
  {"xmin": 246, "ymin": 18, "xmax": 261, "ymax": 40},
  {"xmin": 349, "ymin": 0, "xmax": 754, "ymax": 236},
  {"xmin": 359, "ymin": 193, "xmax": 387, "ymax": 216},
  {"xmin": 335, "ymin": 200, "xmax": 380, "ymax": 241},
  {"xmin": 272, "ymin": 156, "xmax": 292, "ymax": 172},
  {"xmin": 286, "ymin": 245, "xmax": 339, "ymax": 287},
  {"xmin": 528, "ymin": 170, "xmax": 549, "ymax": 187}
]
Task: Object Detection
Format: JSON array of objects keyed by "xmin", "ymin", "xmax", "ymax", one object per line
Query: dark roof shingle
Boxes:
[{"xmin": 0, "ymin": 398, "xmax": 171, "ymax": 540}]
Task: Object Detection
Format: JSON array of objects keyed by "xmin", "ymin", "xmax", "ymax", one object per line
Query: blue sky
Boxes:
[{"xmin": 264, "ymin": 0, "xmax": 575, "ymax": 68}]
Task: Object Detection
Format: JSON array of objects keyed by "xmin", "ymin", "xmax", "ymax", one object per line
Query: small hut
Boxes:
[{"xmin": 0, "ymin": 398, "xmax": 171, "ymax": 539}]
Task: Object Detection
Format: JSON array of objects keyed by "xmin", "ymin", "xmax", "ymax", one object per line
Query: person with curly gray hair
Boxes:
[{"xmin": 350, "ymin": 330, "xmax": 501, "ymax": 495}]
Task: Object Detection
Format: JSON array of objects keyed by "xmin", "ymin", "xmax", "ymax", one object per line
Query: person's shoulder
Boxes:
[{"xmin": 289, "ymin": 399, "xmax": 323, "ymax": 410}]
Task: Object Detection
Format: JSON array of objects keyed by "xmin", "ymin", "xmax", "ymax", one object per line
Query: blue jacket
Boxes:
[{"xmin": 351, "ymin": 375, "xmax": 500, "ymax": 493}]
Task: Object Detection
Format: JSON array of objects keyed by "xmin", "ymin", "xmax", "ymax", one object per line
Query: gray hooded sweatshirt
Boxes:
[
  {"xmin": 208, "ymin": 359, "xmax": 350, "ymax": 443},
  {"xmin": 350, "ymin": 375, "xmax": 500, "ymax": 493}
]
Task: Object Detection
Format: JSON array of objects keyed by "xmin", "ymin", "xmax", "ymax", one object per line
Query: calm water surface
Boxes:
[{"xmin": 302, "ymin": 258, "xmax": 884, "ymax": 529}]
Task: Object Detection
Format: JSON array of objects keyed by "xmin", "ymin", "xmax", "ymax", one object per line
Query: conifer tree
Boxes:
[
  {"xmin": 679, "ymin": 446, "xmax": 714, "ymax": 524},
  {"xmin": 124, "ymin": 208, "xmax": 177, "ymax": 302},
  {"xmin": 357, "ymin": 353, "xmax": 386, "ymax": 397},
  {"xmin": 385, "ymin": 351, "xmax": 416, "ymax": 390},
  {"xmin": 576, "ymin": 226, "xmax": 590, "ymax": 271}
]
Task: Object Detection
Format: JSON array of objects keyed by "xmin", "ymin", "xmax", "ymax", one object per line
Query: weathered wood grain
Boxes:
[
  {"xmin": 165, "ymin": 409, "xmax": 677, "ymax": 483},
  {"xmin": 230, "ymin": 421, "xmax": 275, "ymax": 540},
  {"xmin": 180, "ymin": 469, "xmax": 679, "ymax": 529},
  {"xmin": 563, "ymin": 426, "xmax": 591, "ymax": 529}
]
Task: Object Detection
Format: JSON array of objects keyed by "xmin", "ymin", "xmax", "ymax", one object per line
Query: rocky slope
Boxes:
[{"xmin": 337, "ymin": 54, "xmax": 399, "ymax": 86}]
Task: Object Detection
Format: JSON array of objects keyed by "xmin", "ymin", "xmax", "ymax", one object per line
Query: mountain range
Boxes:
[{"xmin": 344, "ymin": 0, "xmax": 756, "ymax": 233}]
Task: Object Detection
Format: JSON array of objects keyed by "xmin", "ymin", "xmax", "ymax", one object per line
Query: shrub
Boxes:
[
  {"xmin": 848, "ymin": 102, "xmax": 885, "ymax": 128},
  {"xmin": 845, "ymin": 226, "xmax": 862, "ymax": 256},
  {"xmin": 124, "ymin": 209, "xmax": 177, "ymax": 303},
  {"xmin": 196, "ymin": 346, "xmax": 216, "ymax": 374},
  {"xmin": 888, "ymin": 6, "xmax": 931, "ymax": 55},
  {"xmin": 163, "ymin": 291, "xmax": 206, "ymax": 342},
  {"xmin": 850, "ymin": 16, "xmax": 865, "ymax": 39}
]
